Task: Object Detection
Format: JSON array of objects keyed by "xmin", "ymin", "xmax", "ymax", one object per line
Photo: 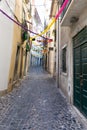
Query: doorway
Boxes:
[{"xmin": 73, "ymin": 27, "xmax": 87, "ymax": 117}]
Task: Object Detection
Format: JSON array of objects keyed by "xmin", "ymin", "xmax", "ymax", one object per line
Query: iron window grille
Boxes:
[{"xmin": 62, "ymin": 47, "xmax": 67, "ymax": 73}]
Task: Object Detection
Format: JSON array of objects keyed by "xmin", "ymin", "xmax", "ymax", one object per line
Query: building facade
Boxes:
[
  {"xmin": 47, "ymin": 0, "xmax": 58, "ymax": 76},
  {"xmin": 30, "ymin": 0, "xmax": 44, "ymax": 67},
  {"xmin": 58, "ymin": 0, "xmax": 87, "ymax": 118},
  {"xmin": 0, "ymin": 0, "xmax": 31, "ymax": 95},
  {"xmin": 0, "ymin": 0, "xmax": 16, "ymax": 94}
]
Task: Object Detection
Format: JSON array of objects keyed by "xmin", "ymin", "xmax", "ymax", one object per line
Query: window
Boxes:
[
  {"xmin": 23, "ymin": 9, "xmax": 25, "ymax": 21},
  {"xmin": 49, "ymin": 47, "xmax": 53, "ymax": 51},
  {"xmin": 13, "ymin": 46, "xmax": 20, "ymax": 80},
  {"xmin": 62, "ymin": 47, "xmax": 67, "ymax": 73}
]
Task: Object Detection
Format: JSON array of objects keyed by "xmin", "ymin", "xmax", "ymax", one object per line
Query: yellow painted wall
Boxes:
[{"xmin": 7, "ymin": 0, "xmax": 22, "ymax": 92}]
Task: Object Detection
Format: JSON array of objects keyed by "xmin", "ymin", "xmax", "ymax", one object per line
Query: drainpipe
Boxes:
[{"xmin": 57, "ymin": 1, "xmax": 60, "ymax": 88}]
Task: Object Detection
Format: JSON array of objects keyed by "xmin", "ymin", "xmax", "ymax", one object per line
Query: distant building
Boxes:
[{"xmin": 45, "ymin": 0, "xmax": 57, "ymax": 76}]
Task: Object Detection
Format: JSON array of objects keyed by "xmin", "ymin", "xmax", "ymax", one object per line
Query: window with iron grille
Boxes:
[{"xmin": 62, "ymin": 47, "xmax": 66, "ymax": 72}]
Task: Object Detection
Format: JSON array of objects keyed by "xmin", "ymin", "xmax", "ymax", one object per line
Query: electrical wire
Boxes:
[
  {"xmin": 31, "ymin": 0, "xmax": 69, "ymax": 40},
  {"xmin": 0, "ymin": 9, "xmax": 47, "ymax": 39},
  {"xmin": 5, "ymin": 0, "xmax": 20, "ymax": 23},
  {"xmin": 3, "ymin": 0, "xmax": 48, "ymax": 39},
  {"xmin": 5, "ymin": 0, "xmax": 32, "ymax": 25},
  {"xmin": 0, "ymin": 0, "xmax": 69, "ymax": 41}
]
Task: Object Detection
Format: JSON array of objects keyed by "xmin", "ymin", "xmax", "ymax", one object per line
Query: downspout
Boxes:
[{"xmin": 57, "ymin": 1, "xmax": 60, "ymax": 88}]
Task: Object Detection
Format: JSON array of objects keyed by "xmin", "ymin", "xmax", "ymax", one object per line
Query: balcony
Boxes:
[
  {"xmin": 60, "ymin": 0, "xmax": 87, "ymax": 26},
  {"xmin": 61, "ymin": 0, "xmax": 72, "ymax": 20}
]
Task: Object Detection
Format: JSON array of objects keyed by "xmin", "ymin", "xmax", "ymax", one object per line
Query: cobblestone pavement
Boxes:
[{"xmin": 0, "ymin": 67, "xmax": 87, "ymax": 130}]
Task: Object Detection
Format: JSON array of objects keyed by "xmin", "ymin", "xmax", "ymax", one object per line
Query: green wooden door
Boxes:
[
  {"xmin": 74, "ymin": 43, "xmax": 87, "ymax": 117},
  {"xmin": 81, "ymin": 43, "xmax": 87, "ymax": 116},
  {"xmin": 74, "ymin": 47, "xmax": 81, "ymax": 109},
  {"xmin": 73, "ymin": 26, "xmax": 87, "ymax": 117}
]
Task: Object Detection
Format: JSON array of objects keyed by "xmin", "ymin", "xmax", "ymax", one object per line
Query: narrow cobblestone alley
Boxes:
[{"xmin": 0, "ymin": 67, "xmax": 86, "ymax": 130}]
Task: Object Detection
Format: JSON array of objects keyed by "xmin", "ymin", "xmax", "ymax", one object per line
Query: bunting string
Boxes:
[
  {"xmin": 0, "ymin": 0, "xmax": 69, "ymax": 41},
  {"xmin": 30, "ymin": 0, "xmax": 69, "ymax": 40}
]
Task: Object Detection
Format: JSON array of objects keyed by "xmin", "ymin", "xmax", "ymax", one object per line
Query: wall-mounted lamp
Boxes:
[{"xmin": 70, "ymin": 16, "xmax": 79, "ymax": 24}]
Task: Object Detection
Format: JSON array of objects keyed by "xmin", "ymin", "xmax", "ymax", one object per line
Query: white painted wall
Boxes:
[
  {"xmin": 0, "ymin": 0, "xmax": 15, "ymax": 91},
  {"xmin": 59, "ymin": 7, "xmax": 87, "ymax": 103}
]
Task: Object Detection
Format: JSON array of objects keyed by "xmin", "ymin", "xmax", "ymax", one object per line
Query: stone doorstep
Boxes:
[
  {"xmin": 59, "ymin": 88, "xmax": 87, "ymax": 129},
  {"xmin": 0, "ymin": 78, "xmax": 24, "ymax": 97},
  {"xmin": 0, "ymin": 83, "xmax": 16, "ymax": 97},
  {"xmin": 0, "ymin": 89, "xmax": 7, "ymax": 97},
  {"xmin": 12, "ymin": 78, "xmax": 24, "ymax": 89},
  {"xmin": 73, "ymin": 106, "xmax": 87, "ymax": 129}
]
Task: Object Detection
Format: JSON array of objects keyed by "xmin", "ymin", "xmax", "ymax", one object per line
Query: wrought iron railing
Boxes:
[{"xmin": 61, "ymin": 0, "xmax": 72, "ymax": 21}]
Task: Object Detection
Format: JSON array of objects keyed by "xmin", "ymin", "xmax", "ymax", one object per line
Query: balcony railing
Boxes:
[{"xmin": 61, "ymin": 0, "xmax": 72, "ymax": 21}]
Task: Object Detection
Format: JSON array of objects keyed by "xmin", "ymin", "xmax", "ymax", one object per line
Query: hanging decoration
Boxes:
[
  {"xmin": 0, "ymin": 0, "xmax": 69, "ymax": 41},
  {"xmin": 0, "ymin": 9, "xmax": 48, "ymax": 39},
  {"xmin": 26, "ymin": 42, "xmax": 30, "ymax": 52},
  {"xmin": 30, "ymin": 0, "xmax": 69, "ymax": 40},
  {"xmin": 37, "ymin": 38, "xmax": 53, "ymax": 43},
  {"xmin": 42, "ymin": 49, "xmax": 48, "ymax": 54}
]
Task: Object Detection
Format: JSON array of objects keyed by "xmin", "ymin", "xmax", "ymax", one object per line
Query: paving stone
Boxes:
[{"xmin": 0, "ymin": 66, "xmax": 87, "ymax": 130}]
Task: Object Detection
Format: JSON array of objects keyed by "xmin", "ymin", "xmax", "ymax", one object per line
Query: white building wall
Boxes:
[
  {"xmin": 0, "ymin": 0, "xmax": 15, "ymax": 91},
  {"xmin": 59, "ymin": 26, "xmax": 71, "ymax": 100},
  {"xmin": 47, "ymin": 23, "xmax": 56, "ymax": 75},
  {"xmin": 59, "ymin": 7, "xmax": 87, "ymax": 103}
]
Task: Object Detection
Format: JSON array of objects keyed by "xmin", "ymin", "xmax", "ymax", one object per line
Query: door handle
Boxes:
[
  {"xmin": 80, "ymin": 79, "xmax": 83, "ymax": 86},
  {"xmin": 80, "ymin": 75, "xmax": 83, "ymax": 78},
  {"xmin": 80, "ymin": 75, "xmax": 83, "ymax": 86}
]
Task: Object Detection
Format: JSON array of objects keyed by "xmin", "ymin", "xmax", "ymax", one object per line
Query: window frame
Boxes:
[{"xmin": 62, "ymin": 45, "xmax": 67, "ymax": 73}]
